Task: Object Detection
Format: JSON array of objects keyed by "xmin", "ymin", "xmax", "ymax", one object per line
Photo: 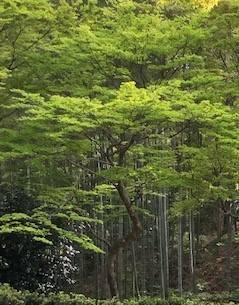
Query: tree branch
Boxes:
[
  {"xmin": 87, "ymin": 224, "xmax": 111, "ymax": 248},
  {"xmin": 0, "ymin": 109, "xmax": 17, "ymax": 123},
  {"xmin": 7, "ymin": 27, "xmax": 23, "ymax": 70}
]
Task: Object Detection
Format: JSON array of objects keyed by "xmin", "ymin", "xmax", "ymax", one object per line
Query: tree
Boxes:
[
  {"xmin": 0, "ymin": 0, "xmax": 238, "ymax": 297},
  {"xmin": 11, "ymin": 68, "xmax": 236, "ymax": 296}
]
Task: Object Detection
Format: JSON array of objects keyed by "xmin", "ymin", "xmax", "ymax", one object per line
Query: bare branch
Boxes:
[
  {"xmin": 23, "ymin": 28, "xmax": 51, "ymax": 52},
  {"xmin": 169, "ymin": 124, "xmax": 188, "ymax": 139},
  {"xmin": 87, "ymin": 224, "xmax": 111, "ymax": 248},
  {"xmin": 0, "ymin": 109, "xmax": 17, "ymax": 123},
  {"xmin": 8, "ymin": 27, "xmax": 23, "ymax": 70}
]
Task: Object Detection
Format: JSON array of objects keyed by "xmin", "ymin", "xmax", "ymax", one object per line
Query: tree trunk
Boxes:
[
  {"xmin": 228, "ymin": 202, "xmax": 235, "ymax": 242},
  {"xmin": 164, "ymin": 194, "xmax": 169, "ymax": 293},
  {"xmin": 118, "ymin": 215, "xmax": 124, "ymax": 297},
  {"xmin": 132, "ymin": 241, "xmax": 140, "ymax": 298},
  {"xmin": 107, "ymin": 251, "xmax": 120, "ymax": 298},
  {"xmin": 217, "ymin": 200, "xmax": 224, "ymax": 239},
  {"xmin": 106, "ymin": 181, "xmax": 142, "ymax": 298},
  {"xmin": 178, "ymin": 216, "xmax": 183, "ymax": 296},
  {"xmin": 189, "ymin": 211, "xmax": 196, "ymax": 292},
  {"xmin": 158, "ymin": 194, "xmax": 169, "ymax": 299}
]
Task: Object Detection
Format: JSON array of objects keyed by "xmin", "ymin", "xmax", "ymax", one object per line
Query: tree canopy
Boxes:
[{"xmin": 0, "ymin": 0, "xmax": 238, "ymax": 299}]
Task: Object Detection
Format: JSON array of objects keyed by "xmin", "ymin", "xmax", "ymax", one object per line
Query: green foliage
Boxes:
[
  {"xmin": 0, "ymin": 284, "xmax": 24, "ymax": 305},
  {"xmin": 0, "ymin": 285, "xmax": 238, "ymax": 305},
  {"xmin": 0, "ymin": 0, "xmax": 239, "ymax": 296},
  {"xmin": 0, "ymin": 0, "xmax": 238, "ymax": 218},
  {"xmin": 0, "ymin": 185, "xmax": 102, "ymax": 254}
]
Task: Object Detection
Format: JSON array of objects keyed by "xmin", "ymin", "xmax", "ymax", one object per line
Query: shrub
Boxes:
[
  {"xmin": 0, "ymin": 284, "xmax": 24, "ymax": 305},
  {"xmin": 43, "ymin": 292, "xmax": 95, "ymax": 305},
  {"xmin": 230, "ymin": 290, "xmax": 239, "ymax": 303},
  {"xmin": 0, "ymin": 284, "xmax": 237, "ymax": 305}
]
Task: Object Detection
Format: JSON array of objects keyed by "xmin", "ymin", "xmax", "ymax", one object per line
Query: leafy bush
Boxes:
[
  {"xmin": 0, "ymin": 284, "xmax": 24, "ymax": 305},
  {"xmin": 43, "ymin": 292, "xmax": 95, "ymax": 305},
  {"xmin": 198, "ymin": 291, "xmax": 239, "ymax": 303},
  {"xmin": 0, "ymin": 284, "xmax": 237, "ymax": 305},
  {"xmin": 230, "ymin": 290, "xmax": 239, "ymax": 303}
]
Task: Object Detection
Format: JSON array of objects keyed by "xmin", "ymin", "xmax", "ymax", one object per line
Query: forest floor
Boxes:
[{"xmin": 196, "ymin": 234, "xmax": 239, "ymax": 292}]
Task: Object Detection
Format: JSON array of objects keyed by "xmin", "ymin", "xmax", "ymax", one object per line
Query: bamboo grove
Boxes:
[{"xmin": 0, "ymin": 0, "xmax": 239, "ymax": 300}]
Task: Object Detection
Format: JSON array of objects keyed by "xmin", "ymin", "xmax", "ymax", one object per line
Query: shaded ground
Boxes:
[{"xmin": 196, "ymin": 234, "xmax": 239, "ymax": 292}]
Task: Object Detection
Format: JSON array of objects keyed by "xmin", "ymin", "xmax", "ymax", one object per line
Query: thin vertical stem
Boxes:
[
  {"xmin": 178, "ymin": 216, "xmax": 183, "ymax": 296},
  {"xmin": 189, "ymin": 211, "xmax": 196, "ymax": 292}
]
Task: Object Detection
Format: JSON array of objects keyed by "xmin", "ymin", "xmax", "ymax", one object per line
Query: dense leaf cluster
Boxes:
[{"xmin": 0, "ymin": 0, "xmax": 239, "ymax": 297}]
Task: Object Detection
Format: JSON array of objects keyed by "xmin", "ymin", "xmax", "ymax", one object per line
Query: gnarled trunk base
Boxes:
[{"xmin": 107, "ymin": 252, "xmax": 119, "ymax": 298}]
